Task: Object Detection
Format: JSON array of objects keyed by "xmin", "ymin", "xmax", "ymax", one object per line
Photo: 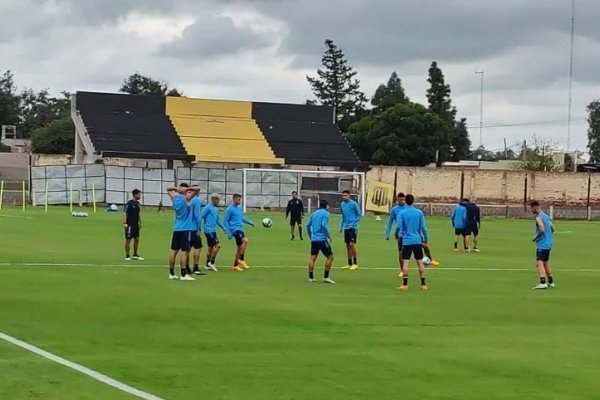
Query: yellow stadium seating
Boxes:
[{"xmin": 166, "ymin": 98, "xmax": 284, "ymax": 165}]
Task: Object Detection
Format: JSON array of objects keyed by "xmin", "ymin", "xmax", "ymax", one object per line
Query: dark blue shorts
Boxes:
[
  {"xmin": 232, "ymin": 231, "xmax": 246, "ymax": 246},
  {"xmin": 190, "ymin": 231, "xmax": 203, "ymax": 250},
  {"xmin": 402, "ymin": 244, "xmax": 424, "ymax": 261},
  {"xmin": 454, "ymin": 228, "xmax": 466, "ymax": 236},
  {"xmin": 311, "ymin": 241, "xmax": 333, "ymax": 257},
  {"xmin": 205, "ymin": 232, "xmax": 220, "ymax": 247},
  {"xmin": 466, "ymin": 222, "xmax": 479, "ymax": 236},
  {"xmin": 290, "ymin": 216, "xmax": 302, "ymax": 226},
  {"xmin": 344, "ymin": 228, "xmax": 358, "ymax": 244},
  {"xmin": 171, "ymin": 231, "xmax": 192, "ymax": 252},
  {"xmin": 125, "ymin": 225, "xmax": 140, "ymax": 239},
  {"xmin": 396, "ymin": 237, "xmax": 403, "ymax": 252},
  {"xmin": 536, "ymin": 249, "xmax": 551, "ymax": 262}
]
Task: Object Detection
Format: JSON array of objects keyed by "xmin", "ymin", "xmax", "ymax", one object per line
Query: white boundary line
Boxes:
[
  {"xmin": 0, "ymin": 262, "xmax": 599, "ymax": 273},
  {"xmin": 0, "ymin": 331, "xmax": 165, "ymax": 400}
]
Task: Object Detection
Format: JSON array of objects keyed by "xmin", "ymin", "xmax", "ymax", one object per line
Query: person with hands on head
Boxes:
[{"xmin": 224, "ymin": 193, "xmax": 255, "ymax": 272}]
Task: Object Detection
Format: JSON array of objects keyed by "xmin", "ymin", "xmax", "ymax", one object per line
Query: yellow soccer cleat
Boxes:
[
  {"xmin": 398, "ymin": 285, "xmax": 409, "ymax": 292},
  {"xmin": 238, "ymin": 260, "xmax": 250, "ymax": 270},
  {"xmin": 341, "ymin": 265, "xmax": 351, "ymax": 270},
  {"xmin": 232, "ymin": 266, "xmax": 245, "ymax": 272},
  {"xmin": 421, "ymin": 285, "xmax": 429, "ymax": 291},
  {"xmin": 430, "ymin": 260, "xmax": 440, "ymax": 267},
  {"xmin": 349, "ymin": 264, "xmax": 359, "ymax": 271},
  {"xmin": 398, "ymin": 271, "xmax": 404, "ymax": 278}
]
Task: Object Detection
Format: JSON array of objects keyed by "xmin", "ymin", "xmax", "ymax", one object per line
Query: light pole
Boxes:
[
  {"xmin": 566, "ymin": 0, "xmax": 575, "ymax": 151},
  {"xmin": 475, "ymin": 70, "xmax": 484, "ymax": 148}
]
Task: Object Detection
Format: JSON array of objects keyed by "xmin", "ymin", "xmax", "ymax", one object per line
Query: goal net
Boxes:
[{"xmin": 241, "ymin": 168, "xmax": 366, "ymax": 215}]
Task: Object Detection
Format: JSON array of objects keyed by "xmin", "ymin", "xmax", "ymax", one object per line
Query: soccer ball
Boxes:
[
  {"xmin": 262, "ymin": 217, "xmax": 273, "ymax": 228},
  {"xmin": 422, "ymin": 256, "xmax": 431, "ymax": 265}
]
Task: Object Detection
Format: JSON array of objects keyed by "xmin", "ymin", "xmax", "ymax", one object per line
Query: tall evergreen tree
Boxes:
[
  {"xmin": 0, "ymin": 70, "xmax": 20, "ymax": 127},
  {"xmin": 306, "ymin": 39, "xmax": 367, "ymax": 131},
  {"xmin": 587, "ymin": 100, "xmax": 600, "ymax": 163},
  {"xmin": 371, "ymin": 71, "xmax": 409, "ymax": 114},
  {"xmin": 426, "ymin": 61, "xmax": 471, "ymax": 161}
]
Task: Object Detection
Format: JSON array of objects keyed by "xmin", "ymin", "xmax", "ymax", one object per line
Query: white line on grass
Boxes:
[
  {"xmin": 0, "ymin": 262, "xmax": 599, "ymax": 273},
  {"xmin": 0, "ymin": 331, "xmax": 165, "ymax": 400}
]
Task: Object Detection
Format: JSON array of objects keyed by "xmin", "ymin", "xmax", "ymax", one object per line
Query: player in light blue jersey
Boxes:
[
  {"xmin": 385, "ymin": 192, "xmax": 406, "ymax": 275},
  {"xmin": 530, "ymin": 201, "xmax": 555, "ymax": 290},
  {"xmin": 199, "ymin": 193, "xmax": 227, "ymax": 272},
  {"xmin": 188, "ymin": 194, "xmax": 205, "ymax": 276},
  {"xmin": 339, "ymin": 190, "xmax": 362, "ymax": 270},
  {"xmin": 224, "ymin": 193, "xmax": 255, "ymax": 271},
  {"xmin": 167, "ymin": 183, "xmax": 200, "ymax": 281},
  {"xmin": 397, "ymin": 194, "xmax": 429, "ymax": 291},
  {"xmin": 306, "ymin": 200, "xmax": 335, "ymax": 284},
  {"xmin": 451, "ymin": 200, "xmax": 468, "ymax": 252}
]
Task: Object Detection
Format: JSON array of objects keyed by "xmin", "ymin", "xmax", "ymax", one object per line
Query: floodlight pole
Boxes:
[{"xmin": 475, "ymin": 70, "xmax": 485, "ymax": 147}]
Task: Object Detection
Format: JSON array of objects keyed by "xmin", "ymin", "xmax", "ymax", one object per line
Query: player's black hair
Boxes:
[
  {"xmin": 292, "ymin": 191, "xmax": 298, "ymax": 195},
  {"xmin": 132, "ymin": 189, "xmax": 141, "ymax": 196},
  {"xmin": 397, "ymin": 192, "xmax": 405, "ymax": 198},
  {"xmin": 462, "ymin": 198, "xmax": 470, "ymax": 203},
  {"xmin": 530, "ymin": 200, "xmax": 540, "ymax": 207},
  {"xmin": 233, "ymin": 193, "xmax": 242, "ymax": 199},
  {"xmin": 319, "ymin": 200, "xmax": 329, "ymax": 209},
  {"xmin": 405, "ymin": 194, "xmax": 415, "ymax": 205},
  {"xmin": 179, "ymin": 183, "xmax": 190, "ymax": 188},
  {"xmin": 342, "ymin": 190, "xmax": 351, "ymax": 195}
]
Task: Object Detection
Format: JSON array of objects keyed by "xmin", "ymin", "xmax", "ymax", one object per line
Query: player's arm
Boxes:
[
  {"xmin": 532, "ymin": 216, "xmax": 545, "ymax": 242},
  {"xmin": 476, "ymin": 207, "xmax": 481, "ymax": 226},
  {"xmin": 300, "ymin": 200, "xmax": 305, "ymax": 216},
  {"xmin": 421, "ymin": 214, "xmax": 429, "ymax": 243},
  {"xmin": 322, "ymin": 213, "xmax": 332, "ymax": 241},
  {"xmin": 339, "ymin": 207, "xmax": 344, "ymax": 233},
  {"xmin": 167, "ymin": 188, "xmax": 178, "ymax": 199},
  {"xmin": 306, "ymin": 217, "xmax": 313, "ymax": 240},
  {"xmin": 285, "ymin": 201, "xmax": 291, "ymax": 218},
  {"xmin": 384, "ymin": 208, "xmax": 396, "ymax": 240},
  {"xmin": 216, "ymin": 214, "xmax": 227, "ymax": 233},
  {"xmin": 223, "ymin": 208, "xmax": 232, "ymax": 237},
  {"xmin": 242, "ymin": 216, "xmax": 255, "ymax": 227},
  {"xmin": 354, "ymin": 202, "xmax": 362, "ymax": 223},
  {"xmin": 184, "ymin": 186, "xmax": 200, "ymax": 201}
]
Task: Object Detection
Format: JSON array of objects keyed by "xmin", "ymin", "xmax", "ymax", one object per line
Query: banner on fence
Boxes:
[{"xmin": 366, "ymin": 181, "xmax": 394, "ymax": 213}]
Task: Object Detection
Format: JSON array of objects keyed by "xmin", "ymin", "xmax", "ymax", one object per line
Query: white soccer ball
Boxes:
[
  {"xmin": 262, "ymin": 217, "xmax": 273, "ymax": 228},
  {"xmin": 422, "ymin": 256, "xmax": 431, "ymax": 265}
]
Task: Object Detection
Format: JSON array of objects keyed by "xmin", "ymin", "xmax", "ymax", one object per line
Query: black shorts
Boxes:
[
  {"xmin": 205, "ymin": 232, "xmax": 220, "ymax": 247},
  {"xmin": 311, "ymin": 241, "xmax": 333, "ymax": 257},
  {"xmin": 190, "ymin": 231, "xmax": 203, "ymax": 249},
  {"xmin": 171, "ymin": 231, "xmax": 192, "ymax": 252},
  {"xmin": 454, "ymin": 228, "xmax": 466, "ymax": 236},
  {"xmin": 125, "ymin": 225, "xmax": 140, "ymax": 239},
  {"xmin": 402, "ymin": 244, "xmax": 424, "ymax": 260},
  {"xmin": 232, "ymin": 231, "xmax": 246, "ymax": 246},
  {"xmin": 344, "ymin": 228, "xmax": 358, "ymax": 244},
  {"xmin": 536, "ymin": 249, "xmax": 551, "ymax": 262},
  {"xmin": 396, "ymin": 237, "xmax": 403, "ymax": 252},
  {"xmin": 290, "ymin": 216, "xmax": 302, "ymax": 226},
  {"xmin": 465, "ymin": 222, "xmax": 479, "ymax": 236}
]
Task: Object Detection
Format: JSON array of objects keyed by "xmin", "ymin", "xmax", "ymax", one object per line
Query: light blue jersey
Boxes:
[
  {"xmin": 190, "ymin": 197, "xmax": 202, "ymax": 231},
  {"xmin": 340, "ymin": 199, "xmax": 361, "ymax": 231},
  {"xmin": 397, "ymin": 205, "xmax": 428, "ymax": 246},
  {"xmin": 307, "ymin": 208, "xmax": 331, "ymax": 242},
  {"xmin": 535, "ymin": 211, "xmax": 553, "ymax": 250},
  {"xmin": 385, "ymin": 204, "xmax": 404, "ymax": 240},
  {"xmin": 199, "ymin": 203, "xmax": 226, "ymax": 234},
  {"xmin": 172, "ymin": 194, "xmax": 196, "ymax": 232},
  {"xmin": 224, "ymin": 204, "xmax": 254, "ymax": 235},
  {"xmin": 451, "ymin": 204, "xmax": 467, "ymax": 229}
]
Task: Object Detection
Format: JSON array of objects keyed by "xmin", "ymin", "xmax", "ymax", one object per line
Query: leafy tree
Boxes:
[
  {"xmin": 495, "ymin": 148, "xmax": 516, "ymax": 160},
  {"xmin": 371, "ymin": 72, "xmax": 408, "ymax": 114},
  {"xmin": 470, "ymin": 145, "xmax": 497, "ymax": 161},
  {"xmin": 0, "ymin": 70, "xmax": 20, "ymax": 128},
  {"xmin": 120, "ymin": 73, "xmax": 181, "ymax": 96},
  {"xmin": 306, "ymin": 39, "xmax": 367, "ymax": 131},
  {"xmin": 19, "ymin": 90, "xmax": 70, "ymax": 138},
  {"xmin": 518, "ymin": 136, "xmax": 556, "ymax": 171},
  {"xmin": 587, "ymin": 100, "xmax": 600, "ymax": 162},
  {"xmin": 347, "ymin": 103, "xmax": 452, "ymax": 166},
  {"xmin": 31, "ymin": 117, "xmax": 75, "ymax": 154},
  {"xmin": 0, "ymin": 141, "xmax": 11, "ymax": 152},
  {"xmin": 426, "ymin": 61, "xmax": 471, "ymax": 161}
]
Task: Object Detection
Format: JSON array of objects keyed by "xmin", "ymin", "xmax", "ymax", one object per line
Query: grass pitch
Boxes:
[{"xmin": 1, "ymin": 206, "xmax": 599, "ymax": 400}]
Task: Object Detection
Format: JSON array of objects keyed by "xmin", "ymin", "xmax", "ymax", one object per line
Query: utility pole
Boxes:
[
  {"xmin": 566, "ymin": 0, "xmax": 576, "ymax": 150},
  {"xmin": 475, "ymin": 70, "xmax": 484, "ymax": 147}
]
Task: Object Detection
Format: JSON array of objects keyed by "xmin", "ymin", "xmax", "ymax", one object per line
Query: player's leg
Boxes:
[
  {"xmin": 423, "ymin": 243, "xmax": 439, "ymax": 266},
  {"xmin": 290, "ymin": 220, "xmax": 296, "ymax": 240},
  {"xmin": 342, "ymin": 229, "xmax": 352, "ymax": 269},
  {"xmin": 397, "ymin": 238, "xmax": 404, "ymax": 277},
  {"xmin": 413, "ymin": 244, "xmax": 427, "ymax": 290},
  {"xmin": 297, "ymin": 221, "xmax": 304, "ymax": 241},
  {"xmin": 399, "ymin": 246, "xmax": 412, "ymax": 291},
  {"xmin": 238, "ymin": 236, "xmax": 250, "ymax": 269},
  {"xmin": 180, "ymin": 232, "xmax": 195, "ymax": 280},
  {"xmin": 169, "ymin": 233, "xmax": 180, "ymax": 279},
  {"xmin": 453, "ymin": 229, "xmax": 460, "ymax": 251},
  {"xmin": 307, "ymin": 253, "xmax": 318, "ymax": 282},
  {"xmin": 472, "ymin": 225, "xmax": 480, "ymax": 252},
  {"xmin": 209, "ymin": 244, "xmax": 221, "ymax": 270},
  {"xmin": 349, "ymin": 230, "xmax": 358, "ymax": 269},
  {"xmin": 463, "ymin": 232, "xmax": 470, "ymax": 252},
  {"xmin": 533, "ymin": 250, "xmax": 549, "ymax": 289},
  {"xmin": 544, "ymin": 259, "xmax": 554, "ymax": 287},
  {"xmin": 125, "ymin": 238, "xmax": 132, "ymax": 260},
  {"xmin": 132, "ymin": 237, "xmax": 143, "ymax": 260},
  {"xmin": 192, "ymin": 233, "xmax": 204, "ymax": 275},
  {"xmin": 323, "ymin": 242, "xmax": 335, "ymax": 283}
]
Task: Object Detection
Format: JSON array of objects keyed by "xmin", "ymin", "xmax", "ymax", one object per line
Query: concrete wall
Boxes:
[{"xmin": 367, "ymin": 166, "xmax": 600, "ymax": 205}]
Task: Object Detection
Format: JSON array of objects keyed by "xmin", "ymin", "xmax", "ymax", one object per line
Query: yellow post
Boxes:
[
  {"xmin": 92, "ymin": 183, "xmax": 97, "ymax": 213},
  {"xmin": 0, "ymin": 180, "xmax": 4, "ymax": 211},
  {"xmin": 44, "ymin": 180, "xmax": 49, "ymax": 213},
  {"xmin": 69, "ymin": 181, "xmax": 73, "ymax": 213},
  {"xmin": 22, "ymin": 181, "xmax": 26, "ymax": 212}
]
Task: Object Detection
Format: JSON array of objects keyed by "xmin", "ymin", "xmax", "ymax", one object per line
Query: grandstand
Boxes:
[{"xmin": 72, "ymin": 92, "xmax": 364, "ymax": 169}]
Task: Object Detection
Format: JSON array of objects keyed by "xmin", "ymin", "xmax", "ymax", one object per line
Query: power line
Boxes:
[{"xmin": 466, "ymin": 117, "xmax": 586, "ymax": 130}]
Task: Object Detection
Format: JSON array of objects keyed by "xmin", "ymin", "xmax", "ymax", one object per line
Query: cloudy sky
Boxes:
[{"xmin": 1, "ymin": 0, "xmax": 598, "ymax": 153}]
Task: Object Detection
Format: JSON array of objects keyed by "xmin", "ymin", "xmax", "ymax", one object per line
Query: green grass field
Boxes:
[{"xmin": 1, "ymin": 206, "xmax": 600, "ymax": 400}]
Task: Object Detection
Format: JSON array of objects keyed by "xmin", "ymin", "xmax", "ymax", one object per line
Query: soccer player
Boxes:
[
  {"xmin": 530, "ymin": 201, "xmax": 555, "ymax": 290},
  {"xmin": 286, "ymin": 191, "xmax": 305, "ymax": 240},
  {"xmin": 385, "ymin": 192, "xmax": 406, "ymax": 276},
  {"xmin": 123, "ymin": 189, "xmax": 143, "ymax": 261},
  {"xmin": 199, "ymin": 193, "xmax": 227, "ymax": 272},
  {"xmin": 306, "ymin": 200, "xmax": 335, "ymax": 284},
  {"xmin": 188, "ymin": 192, "xmax": 205, "ymax": 276},
  {"xmin": 465, "ymin": 200, "xmax": 481, "ymax": 252},
  {"xmin": 224, "ymin": 193, "xmax": 255, "ymax": 272},
  {"xmin": 340, "ymin": 190, "xmax": 361, "ymax": 270},
  {"xmin": 451, "ymin": 200, "xmax": 468, "ymax": 252},
  {"xmin": 167, "ymin": 183, "xmax": 200, "ymax": 281},
  {"xmin": 397, "ymin": 194, "xmax": 429, "ymax": 291}
]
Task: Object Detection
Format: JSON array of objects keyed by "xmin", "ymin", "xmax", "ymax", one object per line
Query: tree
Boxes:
[
  {"xmin": 119, "ymin": 73, "xmax": 181, "ymax": 96},
  {"xmin": 19, "ymin": 90, "xmax": 70, "ymax": 138},
  {"xmin": 471, "ymin": 145, "xmax": 497, "ymax": 162},
  {"xmin": 0, "ymin": 70, "xmax": 20, "ymax": 128},
  {"xmin": 306, "ymin": 39, "xmax": 367, "ymax": 131},
  {"xmin": 0, "ymin": 142, "xmax": 11, "ymax": 152},
  {"xmin": 518, "ymin": 136, "xmax": 557, "ymax": 171},
  {"xmin": 587, "ymin": 100, "xmax": 600, "ymax": 162},
  {"xmin": 371, "ymin": 72, "xmax": 408, "ymax": 114},
  {"xmin": 31, "ymin": 117, "xmax": 75, "ymax": 154},
  {"xmin": 347, "ymin": 103, "xmax": 452, "ymax": 166},
  {"xmin": 495, "ymin": 148, "xmax": 516, "ymax": 160},
  {"xmin": 426, "ymin": 61, "xmax": 471, "ymax": 161}
]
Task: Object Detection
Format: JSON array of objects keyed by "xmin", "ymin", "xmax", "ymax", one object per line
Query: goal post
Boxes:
[{"xmin": 241, "ymin": 168, "xmax": 366, "ymax": 215}]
